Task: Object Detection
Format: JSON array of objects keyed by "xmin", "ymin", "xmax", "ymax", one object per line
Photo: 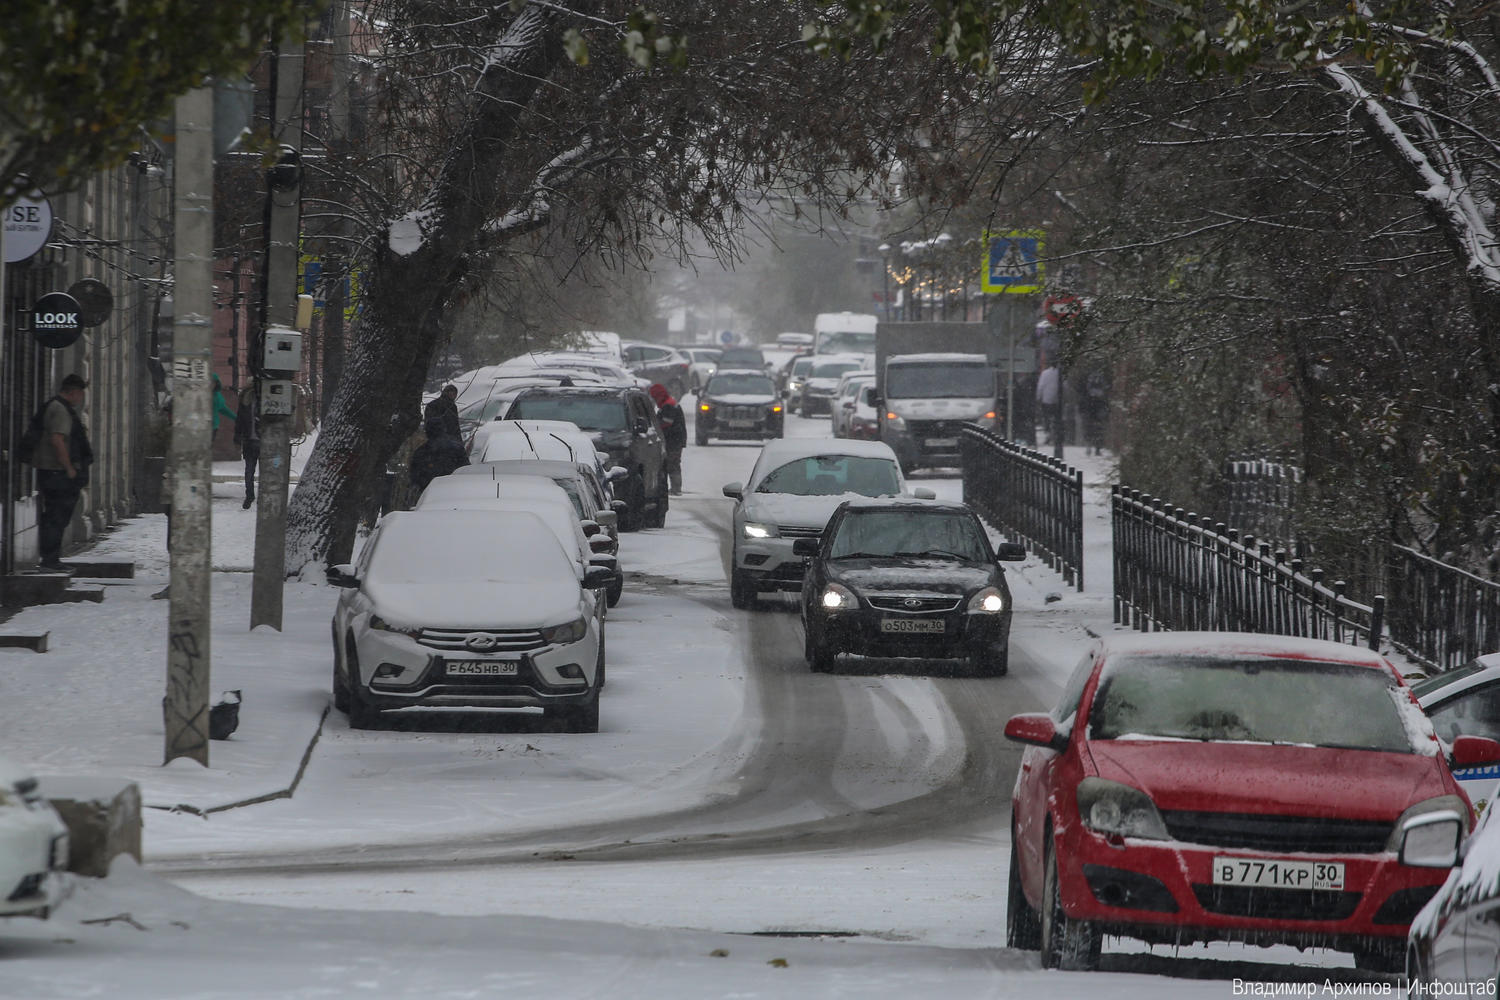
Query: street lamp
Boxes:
[{"xmin": 935, "ymin": 232, "xmax": 952, "ymax": 320}]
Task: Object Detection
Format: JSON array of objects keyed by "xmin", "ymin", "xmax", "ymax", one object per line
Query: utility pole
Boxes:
[
  {"xmin": 251, "ymin": 38, "xmax": 305, "ymax": 631},
  {"xmin": 164, "ymin": 84, "xmax": 215, "ymax": 766},
  {"xmin": 322, "ymin": 0, "xmax": 352, "ymax": 418}
]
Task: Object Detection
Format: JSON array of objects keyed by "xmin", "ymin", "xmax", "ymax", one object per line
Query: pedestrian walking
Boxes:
[
  {"xmin": 648, "ymin": 383, "xmax": 686, "ymax": 495},
  {"xmin": 211, "ymin": 373, "xmax": 237, "ymax": 432},
  {"xmin": 1080, "ymin": 369, "xmax": 1110, "ymax": 456},
  {"xmin": 234, "ymin": 390, "xmax": 261, "ymax": 509},
  {"xmin": 1035, "ymin": 364, "xmax": 1061, "ymax": 447},
  {"xmin": 408, "ymin": 417, "xmax": 469, "ymax": 495},
  {"xmin": 423, "ymin": 384, "xmax": 462, "ymax": 440},
  {"xmin": 29, "ymin": 373, "xmax": 94, "ymax": 572}
]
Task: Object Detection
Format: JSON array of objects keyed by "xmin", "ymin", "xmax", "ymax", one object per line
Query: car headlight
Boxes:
[
  {"xmin": 1076, "ymin": 777, "xmax": 1170, "ymax": 840},
  {"xmin": 370, "ymin": 615, "xmax": 421, "ymax": 637},
  {"xmin": 540, "ymin": 617, "xmax": 588, "ymax": 645},
  {"xmin": 885, "ymin": 411, "xmax": 907, "ymax": 430},
  {"xmin": 821, "ymin": 582, "xmax": 858, "ymax": 610},
  {"xmin": 967, "ymin": 587, "xmax": 1006, "ymax": 613},
  {"xmin": 1388, "ymin": 795, "xmax": 1469, "ymax": 854},
  {"xmin": 742, "ymin": 521, "xmax": 778, "ymax": 539}
]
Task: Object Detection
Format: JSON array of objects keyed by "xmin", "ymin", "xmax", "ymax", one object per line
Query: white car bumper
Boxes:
[{"xmin": 0, "ymin": 800, "xmax": 69, "ymax": 918}]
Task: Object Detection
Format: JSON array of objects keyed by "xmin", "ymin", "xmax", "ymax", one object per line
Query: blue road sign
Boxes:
[{"xmin": 982, "ymin": 230, "xmax": 1045, "ymax": 294}]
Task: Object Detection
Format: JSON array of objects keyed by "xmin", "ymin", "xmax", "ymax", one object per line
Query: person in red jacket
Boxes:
[{"xmin": 648, "ymin": 382, "xmax": 686, "ymax": 496}]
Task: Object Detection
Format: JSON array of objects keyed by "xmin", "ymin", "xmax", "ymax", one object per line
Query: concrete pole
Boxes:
[
  {"xmin": 164, "ymin": 84, "xmax": 215, "ymax": 767},
  {"xmin": 251, "ymin": 38, "xmax": 305, "ymax": 631}
]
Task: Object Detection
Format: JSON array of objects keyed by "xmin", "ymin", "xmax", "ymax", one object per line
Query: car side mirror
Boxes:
[
  {"xmin": 588, "ymin": 535, "xmax": 612, "ymax": 553},
  {"xmin": 583, "ymin": 565, "xmax": 615, "ymax": 589},
  {"xmin": 635, "ymin": 419, "xmax": 650, "ymax": 434},
  {"xmin": 792, "ymin": 538, "xmax": 819, "ymax": 557},
  {"xmin": 1452, "ymin": 735, "xmax": 1500, "ymax": 768},
  {"xmin": 581, "ymin": 520, "xmax": 602, "ymax": 537},
  {"xmin": 870, "ymin": 392, "xmax": 883, "ymax": 409},
  {"xmin": 611, "ymin": 499, "xmax": 629, "ymax": 515},
  {"xmin": 911, "ymin": 487, "xmax": 937, "ymax": 500},
  {"xmin": 1398, "ymin": 809, "xmax": 1465, "ymax": 868},
  {"xmin": 722, "ymin": 482, "xmax": 744, "ymax": 500},
  {"xmin": 326, "ymin": 563, "xmax": 360, "ymax": 588},
  {"xmin": 595, "ymin": 510, "xmax": 618, "ymax": 529},
  {"xmin": 1004, "ymin": 713, "xmax": 1068, "ymax": 752},
  {"xmin": 607, "ymin": 466, "xmax": 628, "ymax": 482},
  {"xmin": 996, "ymin": 542, "xmax": 1027, "ymax": 562}
]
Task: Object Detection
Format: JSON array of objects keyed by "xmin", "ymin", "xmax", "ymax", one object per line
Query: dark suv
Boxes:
[
  {"xmin": 622, "ymin": 341, "xmax": 692, "ymax": 399},
  {"xmin": 506, "ymin": 386, "xmax": 668, "ymax": 531}
]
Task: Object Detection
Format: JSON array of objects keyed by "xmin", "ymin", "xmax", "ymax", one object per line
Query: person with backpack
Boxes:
[
  {"xmin": 407, "ymin": 417, "xmax": 469, "ymax": 495},
  {"xmin": 27, "ymin": 373, "xmax": 94, "ymax": 572},
  {"xmin": 234, "ymin": 389, "xmax": 260, "ymax": 509}
]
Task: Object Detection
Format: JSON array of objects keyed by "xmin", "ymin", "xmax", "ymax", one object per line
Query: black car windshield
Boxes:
[
  {"xmin": 508, "ymin": 396, "xmax": 626, "ymax": 431},
  {"xmin": 811, "ymin": 361, "xmax": 862, "ymax": 379},
  {"xmin": 887, "ymin": 364, "xmax": 995, "ymax": 399},
  {"xmin": 718, "ymin": 348, "xmax": 765, "ymax": 367},
  {"xmin": 1087, "ymin": 656, "xmax": 1417, "ymax": 752},
  {"xmin": 790, "ymin": 357, "xmax": 815, "ymax": 375},
  {"xmin": 755, "ymin": 455, "xmax": 900, "ymax": 497},
  {"xmin": 708, "ymin": 374, "xmax": 775, "ymax": 396},
  {"xmin": 829, "ymin": 510, "xmax": 988, "ymax": 561}
]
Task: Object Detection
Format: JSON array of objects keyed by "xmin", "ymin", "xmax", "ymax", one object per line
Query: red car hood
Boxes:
[{"xmin": 1087, "ymin": 739, "xmax": 1452, "ymax": 821}]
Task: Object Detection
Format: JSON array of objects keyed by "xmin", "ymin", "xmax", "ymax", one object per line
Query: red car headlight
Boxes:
[{"xmin": 1076, "ymin": 777, "xmax": 1170, "ymax": 840}]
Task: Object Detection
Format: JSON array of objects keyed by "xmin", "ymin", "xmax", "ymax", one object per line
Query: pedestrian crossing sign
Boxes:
[{"xmin": 982, "ymin": 230, "xmax": 1045, "ymax": 294}]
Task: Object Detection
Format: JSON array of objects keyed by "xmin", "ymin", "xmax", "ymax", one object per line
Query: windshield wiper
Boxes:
[
  {"xmin": 894, "ymin": 550, "xmax": 965, "ymax": 561},
  {"xmin": 831, "ymin": 551, "xmax": 889, "ymax": 560}
]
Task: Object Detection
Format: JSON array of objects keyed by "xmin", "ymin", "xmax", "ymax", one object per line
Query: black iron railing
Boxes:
[
  {"xmin": 1385, "ymin": 545, "xmax": 1500, "ymax": 673},
  {"xmin": 958, "ymin": 425, "xmax": 1084, "ymax": 590},
  {"xmin": 1112, "ymin": 487, "xmax": 1384, "ymax": 650},
  {"xmin": 1220, "ymin": 454, "xmax": 1302, "ymax": 547}
]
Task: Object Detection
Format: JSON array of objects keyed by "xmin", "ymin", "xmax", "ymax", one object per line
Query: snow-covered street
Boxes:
[{"xmin": 0, "ymin": 414, "xmax": 1387, "ymax": 997}]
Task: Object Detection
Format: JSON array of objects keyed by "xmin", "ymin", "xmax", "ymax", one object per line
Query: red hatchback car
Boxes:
[{"xmin": 1004, "ymin": 632, "xmax": 1500, "ymax": 972}]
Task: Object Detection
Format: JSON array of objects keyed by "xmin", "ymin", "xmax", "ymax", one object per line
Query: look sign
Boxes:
[{"xmin": 33, "ymin": 291, "xmax": 83, "ymax": 349}]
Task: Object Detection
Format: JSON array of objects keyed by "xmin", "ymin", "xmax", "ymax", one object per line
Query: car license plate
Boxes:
[
  {"xmin": 925, "ymin": 437, "xmax": 958, "ymax": 448},
  {"xmin": 1212, "ymin": 857, "xmax": 1344, "ymax": 891},
  {"xmin": 446, "ymin": 660, "xmax": 519, "ymax": 676},
  {"xmin": 880, "ymin": 618, "xmax": 946, "ymax": 634}
]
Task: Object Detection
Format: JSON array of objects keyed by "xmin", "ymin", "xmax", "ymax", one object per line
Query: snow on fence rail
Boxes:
[
  {"xmin": 957, "ymin": 425, "xmax": 1083, "ymax": 590},
  {"xmin": 1220, "ymin": 453, "xmax": 1302, "ymax": 548},
  {"xmin": 1385, "ymin": 544, "xmax": 1500, "ymax": 673},
  {"xmin": 1111, "ymin": 486, "xmax": 1385, "ymax": 650}
]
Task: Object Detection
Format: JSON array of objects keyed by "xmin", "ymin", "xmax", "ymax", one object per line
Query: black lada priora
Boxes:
[{"xmin": 796, "ymin": 498, "xmax": 1025, "ymax": 675}]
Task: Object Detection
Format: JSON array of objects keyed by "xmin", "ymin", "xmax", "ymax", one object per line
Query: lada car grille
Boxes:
[
  {"xmin": 1162, "ymin": 810, "xmax": 1392, "ymax": 854},
  {"xmin": 417, "ymin": 628, "xmax": 547, "ymax": 653},
  {"xmin": 866, "ymin": 595, "xmax": 963, "ymax": 613},
  {"xmin": 1191, "ymin": 885, "xmax": 1362, "ymax": 921},
  {"xmin": 778, "ymin": 525, "xmax": 822, "ymax": 538},
  {"xmin": 721, "ymin": 405, "xmax": 765, "ymax": 420}
]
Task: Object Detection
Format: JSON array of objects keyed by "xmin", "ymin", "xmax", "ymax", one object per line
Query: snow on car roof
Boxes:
[
  {"xmin": 887, "ymin": 352, "xmax": 989, "ymax": 364},
  {"xmin": 457, "ymin": 459, "xmax": 594, "ymax": 478},
  {"xmin": 411, "ymin": 494, "xmax": 585, "ymax": 560},
  {"xmin": 752, "ymin": 437, "xmax": 900, "ymax": 465},
  {"xmin": 371, "ymin": 510, "xmax": 574, "ymax": 579},
  {"xmin": 1095, "ymin": 631, "xmax": 1394, "ymax": 669},
  {"xmin": 418, "ymin": 476, "xmax": 569, "ymax": 502},
  {"xmin": 838, "ymin": 496, "xmax": 972, "ymax": 513}
]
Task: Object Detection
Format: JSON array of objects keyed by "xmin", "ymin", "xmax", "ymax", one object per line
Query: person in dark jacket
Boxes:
[
  {"xmin": 234, "ymin": 390, "xmax": 261, "ymax": 509},
  {"xmin": 423, "ymin": 384, "xmax": 462, "ymax": 440},
  {"xmin": 408, "ymin": 417, "xmax": 469, "ymax": 495},
  {"xmin": 32, "ymin": 373, "xmax": 93, "ymax": 571},
  {"xmin": 648, "ymin": 382, "xmax": 686, "ymax": 496}
]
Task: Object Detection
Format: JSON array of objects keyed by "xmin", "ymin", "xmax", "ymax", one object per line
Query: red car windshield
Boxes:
[{"xmin": 1086, "ymin": 656, "xmax": 1417, "ymax": 753}]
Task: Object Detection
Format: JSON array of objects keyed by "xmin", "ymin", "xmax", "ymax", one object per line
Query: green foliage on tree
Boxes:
[{"xmin": 0, "ymin": 0, "xmax": 308, "ymax": 204}]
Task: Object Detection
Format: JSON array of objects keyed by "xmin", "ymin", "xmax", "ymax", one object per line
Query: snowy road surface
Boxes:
[{"xmin": 0, "ymin": 410, "xmax": 1391, "ymax": 997}]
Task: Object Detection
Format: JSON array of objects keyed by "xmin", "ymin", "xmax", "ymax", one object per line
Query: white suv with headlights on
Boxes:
[
  {"xmin": 328, "ymin": 510, "xmax": 613, "ymax": 732},
  {"xmin": 723, "ymin": 438, "xmax": 932, "ymax": 610}
]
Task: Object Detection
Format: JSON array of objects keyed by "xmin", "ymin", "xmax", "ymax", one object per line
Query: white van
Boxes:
[
  {"xmin": 813, "ymin": 312, "xmax": 878, "ymax": 358},
  {"xmin": 775, "ymin": 331, "xmax": 814, "ymax": 349}
]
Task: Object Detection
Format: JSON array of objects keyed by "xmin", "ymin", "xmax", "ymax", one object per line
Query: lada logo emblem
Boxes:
[
  {"xmin": 466, "ymin": 634, "xmax": 498, "ymax": 651},
  {"xmin": 903, "ymin": 598, "xmax": 923, "ymax": 609}
]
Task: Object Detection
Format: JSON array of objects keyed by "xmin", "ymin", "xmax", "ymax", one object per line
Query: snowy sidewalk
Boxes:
[{"xmin": 0, "ymin": 479, "xmax": 335, "ymax": 816}]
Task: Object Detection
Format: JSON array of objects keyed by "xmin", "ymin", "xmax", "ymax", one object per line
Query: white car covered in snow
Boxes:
[
  {"xmin": 722, "ymin": 438, "xmax": 933, "ymax": 609},
  {"xmin": 0, "ymin": 755, "xmax": 69, "ymax": 919},
  {"xmin": 327, "ymin": 510, "xmax": 612, "ymax": 732}
]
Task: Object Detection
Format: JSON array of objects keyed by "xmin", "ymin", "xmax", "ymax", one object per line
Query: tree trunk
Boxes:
[{"xmin": 284, "ymin": 1, "xmax": 590, "ymax": 571}]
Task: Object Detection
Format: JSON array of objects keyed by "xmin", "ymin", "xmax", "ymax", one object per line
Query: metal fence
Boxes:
[
  {"xmin": 1385, "ymin": 545, "xmax": 1500, "ymax": 673},
  {"xmin": 958, "ymin": 425, "xmax": 1084, "ymax": 590},
  {"xmin": 1220, "ymin": 454, "xmax": 1302, "ymax": 546},
  {"xmin": 1112, "ymin": 487, "xmax": 1385, "ymax": 650}
]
